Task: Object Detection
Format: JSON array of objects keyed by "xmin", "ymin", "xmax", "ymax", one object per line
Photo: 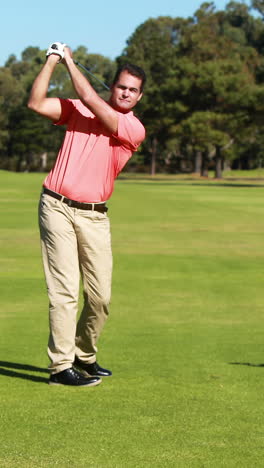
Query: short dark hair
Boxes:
[{"xmin": 112, "ymin": 63, "xmax": 146, "ymax": 92}]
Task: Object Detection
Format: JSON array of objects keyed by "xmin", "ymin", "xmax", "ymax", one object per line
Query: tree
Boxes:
[
  {"xmin": 117, "ymin": 5, "xmax": 264, "ymax": 176},
  {"xmin": 251, "ymin": 0, "xmax": 264, "ymax": 17},
  {"xmin": 0, "ymin": 67, "xmax": 25, "ymax": 165},
  {"xmin": 117, "ymin": 16, "xmax": 192, "ymax": 174},
  {"xmin": 2, "ymin": 2, "xmax": 264, "ymax": 174},
  {"xmin": 0, "ymin": 45, "xmax": 115, "ymax": 171}
]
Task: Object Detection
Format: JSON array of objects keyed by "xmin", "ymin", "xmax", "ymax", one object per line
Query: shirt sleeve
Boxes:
[
  {"xmin": 114, "ymin": 112, "xmax": 146, "ymax": 150},
  {"xmin": 53, "ymin": 99, "xmax": 76, "ymax": 126}
]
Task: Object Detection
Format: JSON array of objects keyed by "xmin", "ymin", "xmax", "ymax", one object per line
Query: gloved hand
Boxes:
[{"xmin": 46, "ymin": 42, "xmax": 67, "ymax": 62}]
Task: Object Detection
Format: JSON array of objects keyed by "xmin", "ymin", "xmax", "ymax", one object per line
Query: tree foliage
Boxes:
[
  {"xmin": 1, "ymin": 1, "xmax": 264, "ymax": 177},
  {"xmin": 0, "ymin": 45, "xmax": 115, "ymax": 171},
  {"xmin": 117, "ymin": 1, "xmax": 264, "ymax": 177}
]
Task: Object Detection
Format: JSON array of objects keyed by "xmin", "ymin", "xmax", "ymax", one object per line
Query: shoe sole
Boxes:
[{"xmin": 49, "ymin": 378, "xmax": 102, "ymax": 387}]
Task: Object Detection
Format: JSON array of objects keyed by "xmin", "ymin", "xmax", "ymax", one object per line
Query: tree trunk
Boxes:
[
  {"xmin": 214, "ymin": 146, "xmax": 223, "ymax": 179},
  {"xmin": 194, "ymin": 150, "xmax": 202, "ymax": 174},
  {"xmin": 201, "ymin": 153, "xmax": 209, "ymax": 177},
  {"xmin": 150, "ymin": 137, "xmax": 157, "ymax": 176},
  {"xmin": 40, "ymin": 152, "xmax": 47, "ymax": 171},
  {"xmin": 223, "ymin": 159, "xmax": 231, "ymax": 171}
]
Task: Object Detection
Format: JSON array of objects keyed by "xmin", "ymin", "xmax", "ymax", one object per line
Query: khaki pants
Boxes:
[{"xmin": 39, "ymin": 193, "xmax": 112, "ymax": 374}]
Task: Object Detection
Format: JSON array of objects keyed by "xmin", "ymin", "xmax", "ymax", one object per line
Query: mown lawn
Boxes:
[{"xmin": 1, "ymin": 170, "xmax": 264, "ymax": 467}]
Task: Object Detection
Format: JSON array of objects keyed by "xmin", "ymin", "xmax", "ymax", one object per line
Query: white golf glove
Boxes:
[{"xmin": 46, "ymin": 42, "xmax": 67, "ymax": 62}]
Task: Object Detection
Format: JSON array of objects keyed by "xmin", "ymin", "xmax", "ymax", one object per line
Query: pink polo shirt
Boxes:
[{"xmin": 43, "ymin": 99, "xmax": 145, "ymax": 202}]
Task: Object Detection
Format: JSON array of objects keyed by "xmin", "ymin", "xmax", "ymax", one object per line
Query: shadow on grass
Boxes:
[
  {"xmin": 0, "ymin": 360, "xmax": 48, "ymax": 384},
  {"xmin": 229, "ymin": 362, "xmax": 264, "ymax": 367}
]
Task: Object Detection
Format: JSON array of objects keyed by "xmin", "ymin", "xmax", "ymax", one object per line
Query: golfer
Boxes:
[{"xmin": 28, "ymin": 42, "xmax": 146, "ymax": 386}]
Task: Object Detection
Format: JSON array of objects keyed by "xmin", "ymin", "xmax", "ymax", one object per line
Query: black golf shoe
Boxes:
[
  {"xmin": 74, "ymin": 357, "xmax": 112, "ymax": 377},
  {"xmin": 49, "ymin": 367, "xmax": 102, "ymax": 387}
]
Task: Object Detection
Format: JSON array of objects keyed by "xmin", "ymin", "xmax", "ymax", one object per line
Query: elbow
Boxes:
[
  {"xmin": 27, "ymin": 98, "xmax": 36, "ymax": 112},
  {"xmin": 27, "ymin": 93, "xmax": 41, "ymax": 113}
]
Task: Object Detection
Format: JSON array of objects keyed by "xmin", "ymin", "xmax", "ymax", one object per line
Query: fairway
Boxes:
[{"xmin": 1, "ymin": 170, "xmax": 264, "ymax": 467}]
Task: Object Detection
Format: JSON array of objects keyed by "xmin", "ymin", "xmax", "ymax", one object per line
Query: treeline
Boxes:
[{"xmin": 1, "ymin": 1, "xmax": 264, "ymax": 177}]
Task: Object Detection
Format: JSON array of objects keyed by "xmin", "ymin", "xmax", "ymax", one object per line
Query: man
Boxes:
[{"xmin": 28, "ymin": 42, "xmax": 146, "ymax": 387}]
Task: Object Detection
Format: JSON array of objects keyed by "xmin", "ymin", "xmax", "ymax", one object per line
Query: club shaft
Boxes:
[{"xmin": 74, "ymin": 61, "xmax": 110, "ymax": 91}]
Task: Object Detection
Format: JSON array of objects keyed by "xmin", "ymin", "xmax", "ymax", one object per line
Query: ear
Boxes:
[{"xmin": 137, "ymin": 92, "xmax": 143, "ymax": 103}]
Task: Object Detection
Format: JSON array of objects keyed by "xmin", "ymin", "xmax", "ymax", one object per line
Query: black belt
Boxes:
[{"xmin": 42, "ymin": 187, "xmax": 108, "ymax": 213}]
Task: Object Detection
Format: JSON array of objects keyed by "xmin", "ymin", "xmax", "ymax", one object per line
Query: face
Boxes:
[{"xmin": 109, "ymin": 71, "xmax": 143, "ymax": 113}]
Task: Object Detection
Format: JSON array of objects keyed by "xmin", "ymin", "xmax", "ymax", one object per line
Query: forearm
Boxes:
[
  {"xmin": 64, "ymin": 56, "xmax": 98, "ymax": 104},
  {"xmin": 64, "ymin": 52, "xmax": 118, "ymax": 134}
]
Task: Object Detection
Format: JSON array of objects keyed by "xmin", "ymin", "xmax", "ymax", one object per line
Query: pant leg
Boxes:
[
  {"xmin": 74, "ymin": 209, "xmax": 113, "ymax": 363},
  {"xmin": 39, "ymin": 193, "xmax": 80, "ymax": 374}
]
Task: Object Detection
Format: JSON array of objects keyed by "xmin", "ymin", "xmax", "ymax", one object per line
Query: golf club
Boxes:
[{"xmin": 74, "ymin": 61, "xmax": 110, "ymax": 91}]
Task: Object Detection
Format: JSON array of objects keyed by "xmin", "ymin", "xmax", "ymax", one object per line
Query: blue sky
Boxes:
[{"xmin": 1, "ymin": 0, "xmax": 251, "ymax": 66}]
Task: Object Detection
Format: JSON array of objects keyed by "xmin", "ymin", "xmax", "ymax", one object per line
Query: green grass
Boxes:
[{"xmin": 1, "ymin": 170, "xmax": 264, "ymax": 467}]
